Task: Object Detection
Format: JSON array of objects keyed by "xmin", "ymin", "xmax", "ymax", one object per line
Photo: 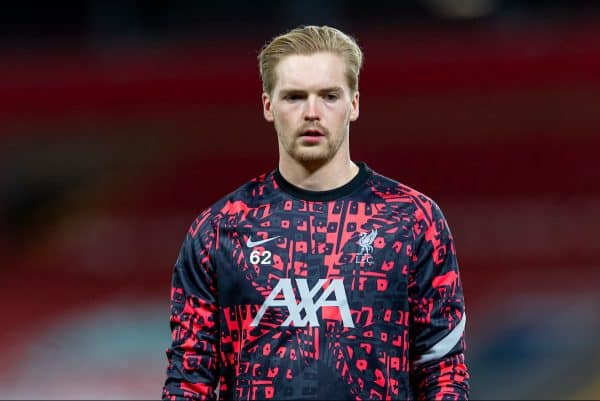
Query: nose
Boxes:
[{"xmin": 303, "ymin": 95, "xmax": 320, "ymax": 121}]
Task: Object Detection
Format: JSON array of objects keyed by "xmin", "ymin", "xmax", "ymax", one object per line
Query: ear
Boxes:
[
  {"xmin": 262, "ymin": 92, "xmax": 274, "ymax": 122},
  {"xmin": 349, "ymin": 91, "xmax": 359, "ymax": 121}
]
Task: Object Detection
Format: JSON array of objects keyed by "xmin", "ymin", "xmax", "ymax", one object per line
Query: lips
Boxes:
[{"xmin": 300, "ymin": 129, "xmax": 324, "ymax": 137}]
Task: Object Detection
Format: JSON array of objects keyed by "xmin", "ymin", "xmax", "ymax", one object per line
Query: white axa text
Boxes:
[{"xmin": 250, "ymin": 278, "xmax": 354, "ymax": 327}]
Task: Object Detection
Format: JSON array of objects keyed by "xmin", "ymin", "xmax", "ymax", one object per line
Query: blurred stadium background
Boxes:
[{"xmin": 1, "ymin": 1, "xmax": 600, "ymax": 399}]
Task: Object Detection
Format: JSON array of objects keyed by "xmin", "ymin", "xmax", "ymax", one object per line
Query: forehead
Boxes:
[{"xmin": 274, "ymin": 52, "xmax": 348, "ymax": 92}]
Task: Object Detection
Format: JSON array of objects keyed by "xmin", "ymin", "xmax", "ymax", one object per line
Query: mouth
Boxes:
[
  {"xmin": 300, "ymin": 129, "xmax": 325, "ymax": 137},
  {"xmin": 298, "ymin": 129, "xmax": 325, "ymax": 144}
]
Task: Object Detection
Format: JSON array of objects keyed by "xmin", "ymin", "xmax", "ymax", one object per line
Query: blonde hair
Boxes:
[{"xmin": 258, "ymin": 25, "xmax": 363, "ymax": 95}]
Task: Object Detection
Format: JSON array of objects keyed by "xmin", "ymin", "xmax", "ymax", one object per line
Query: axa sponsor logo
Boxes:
[{"xmin": 250, "ymin": 278, "xmax": 354, "ymax": 328}]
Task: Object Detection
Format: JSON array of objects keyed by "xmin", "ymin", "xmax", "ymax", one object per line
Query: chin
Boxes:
[{"xmin": 292, "ymin": 149, "xmax": 332, "ymax": 164}]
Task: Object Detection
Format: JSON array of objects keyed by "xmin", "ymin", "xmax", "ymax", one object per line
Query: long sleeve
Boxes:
[
  {"xmin": 163, "ymin": 214, "xmax": 220, "ymax": 401},
  {"xmin": 408, "ymin": 199, "xmax": 470, "ymax": 400}
]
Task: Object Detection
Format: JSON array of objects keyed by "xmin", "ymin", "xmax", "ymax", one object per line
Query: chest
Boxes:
[{"xmin": 213, "ymin": 200, "xmax": 414, "ymax": 326}]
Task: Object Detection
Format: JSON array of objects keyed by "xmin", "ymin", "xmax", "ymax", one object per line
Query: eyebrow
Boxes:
[
  {"xmin": 318, "ymin": 86, "xmax": 344, "ymax": 93},
  {"xmin": 279, "ymin": 89, "xmax": 305, "ymax": 96},
  {"xmin": 279, "ymin": 86, "xmax": 344, "ymax": 96}
]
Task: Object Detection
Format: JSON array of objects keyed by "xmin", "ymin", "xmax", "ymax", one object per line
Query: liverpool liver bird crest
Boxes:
[{"xmin": 357, "ymin": 229, "xmax": 377, "ymax": 255}]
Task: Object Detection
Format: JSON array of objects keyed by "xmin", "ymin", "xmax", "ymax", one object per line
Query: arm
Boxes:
[
  {"xmin": 409, "ymin": 199, "xmax": 470, "ymax": 400},
  {"xmin": 163, "ymin": 214, "xmax": 220, "ymax": 401}
]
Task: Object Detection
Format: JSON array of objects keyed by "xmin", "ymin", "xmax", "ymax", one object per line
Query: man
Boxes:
[{"xmin": 163, "ymin": 25, "xmax": 469, "ymax": 400}]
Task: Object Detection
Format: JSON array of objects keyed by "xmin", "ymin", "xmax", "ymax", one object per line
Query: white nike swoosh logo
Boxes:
[{"xmin": 246, "ymin": 236, "xmax": 280, "ymax": 247}]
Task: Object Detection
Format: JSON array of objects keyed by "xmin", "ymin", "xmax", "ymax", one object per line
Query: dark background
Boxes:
[{"xmin": 1, "ymin": 1, "xmax": 600, "ymax": 399}]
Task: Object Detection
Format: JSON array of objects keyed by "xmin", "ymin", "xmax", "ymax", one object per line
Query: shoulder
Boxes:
[
  {"xmin": 188, "ymin": 170, "xmax": 276, "ymax": 237},
  {"xmin": 367, "ymin": 166, "xmax": 444, "ymax": 223}
]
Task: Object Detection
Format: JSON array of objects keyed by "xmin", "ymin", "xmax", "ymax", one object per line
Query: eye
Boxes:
[
  {"xmin": 325, "ymin": 93, "xmax": 339, "ymax": 101},
  {"xmin": 283, "ymin": 93, "xmax": 303, "ymax": 101}
]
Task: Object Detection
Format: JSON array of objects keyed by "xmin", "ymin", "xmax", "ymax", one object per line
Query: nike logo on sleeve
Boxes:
[{"xmin": 246, "ymin": 236, "xmax": 280, "ymax": 248}]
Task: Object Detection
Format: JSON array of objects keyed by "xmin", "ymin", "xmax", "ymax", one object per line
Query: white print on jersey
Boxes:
[
  {"xmin": 249, "ymin": 249, "xmax": 272, "ymax": 265},
  {"xmin": 357, "ymin": 229, "xmax": 377, "ymax": 255},
  {"xmin": 246, "ymin": 236, "xmax": 280, "ymax": 247},
  {"xmin": 250, "ymin": 278, "xmax": 355, "ymax": 328},
  {"xmin": 353, "ymin": 229, "xmax": 378, "ymax": 265}
]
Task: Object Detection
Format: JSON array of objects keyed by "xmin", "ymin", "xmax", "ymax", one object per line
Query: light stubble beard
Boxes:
[{"xmin": 276, "ymin": 122, "xmax": 349, "ymax": 169}]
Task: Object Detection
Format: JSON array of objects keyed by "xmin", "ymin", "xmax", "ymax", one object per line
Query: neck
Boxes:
[{"xmin": 278, "ymin": 151, "xmax": 359, "ymax": 191}]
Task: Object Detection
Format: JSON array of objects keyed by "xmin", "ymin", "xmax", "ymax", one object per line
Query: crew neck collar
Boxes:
[{"xmin": 274, "ymin": 162, "xmax": 370, "ymax": 201}]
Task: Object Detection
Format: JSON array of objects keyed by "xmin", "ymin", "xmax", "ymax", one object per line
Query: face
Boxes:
[{"xmin": 262, "ymin": 52, "xmax": 359, "ymax": 167}]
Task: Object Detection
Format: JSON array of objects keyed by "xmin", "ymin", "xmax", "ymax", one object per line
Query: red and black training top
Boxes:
[{"xmin": 163, "ymin": 162, "xmax": 470, "ymax": 400}]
